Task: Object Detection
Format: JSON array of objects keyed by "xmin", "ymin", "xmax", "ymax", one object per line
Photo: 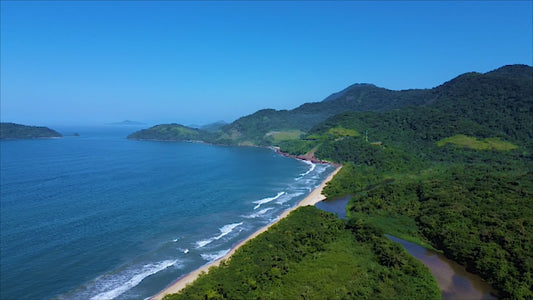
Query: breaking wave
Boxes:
[{"xmin": 195, "ymin": 222, "xmax": 243, "ymax": 248}]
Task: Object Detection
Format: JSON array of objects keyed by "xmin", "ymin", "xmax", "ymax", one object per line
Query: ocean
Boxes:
[{"xmin": 0, "ymin": 126, "xmax": 334, "ymax": 300}]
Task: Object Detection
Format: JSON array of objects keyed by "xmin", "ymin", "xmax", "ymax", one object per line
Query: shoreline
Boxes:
[{"xmin": 151, "ymin": 164, "xmax": 342, "ymax": 300}]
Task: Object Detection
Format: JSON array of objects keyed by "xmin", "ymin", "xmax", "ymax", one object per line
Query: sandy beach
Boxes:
[{"xmin": 151, "ymin": 164, "xmax": 342, "ymax": 300}]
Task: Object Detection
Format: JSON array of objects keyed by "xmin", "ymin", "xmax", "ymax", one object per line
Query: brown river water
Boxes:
[{"xmin": 315, "ymin": 196, "xmax": 499, "ymax": 299}]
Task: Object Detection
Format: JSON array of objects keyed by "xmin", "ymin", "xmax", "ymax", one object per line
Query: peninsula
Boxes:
[{"xmin": 0, "ymin": 122, "xmax": 62, "ymax": 139}]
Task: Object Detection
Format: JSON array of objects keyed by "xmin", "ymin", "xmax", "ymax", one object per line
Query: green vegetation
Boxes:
[
  {"xmin": 327, "ymin": 164, "xmax": 532, "ymax": 298},
  {"xmin": 127, "ymin": 124, "xmax": 212, "ymax": 141},
  {"xmin": 326, "ymin": 127, "xmax": 360, "ymax": 138},
  {"xmin": 276, "ymin": 139, "xmax": 317, "ymax": 156},
  {"xmin": 0, "ymin": 122, "xmax": 62, "ymax": 139},
  {"xmin": 146, "ymin": 64, "xmax": 532, "ymax": 299},
  {"xmin": 165, "ymin": 207, "xmax": 440, "ymax": 300},
  {"xmin": 129, "ymin": 82, "xmax": 436, "ymax": 145},
  {"xmin": 437, "ymin": 134, "xmax": 518, "ymax": 151},
  {"xmin": 313, "ymin": 65, "xmax": 533, "ymax": 298},
  {"xmin": 264, "ymin": 130, "xmax": 304, "ymax": 143}
]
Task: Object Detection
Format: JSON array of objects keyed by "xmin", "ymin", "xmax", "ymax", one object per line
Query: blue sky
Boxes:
[{"xmin": 1, "ymin": 1, "xmax": 532, "ymax": 126}]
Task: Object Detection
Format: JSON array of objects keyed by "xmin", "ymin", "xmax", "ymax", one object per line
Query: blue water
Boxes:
[
  {"xmin": 315, "ymin": 196, "xmax": 351, "ymax": 219},
  {"xmin": 0, "ymin": 126, "xmax": 334, "ymax": 300}
]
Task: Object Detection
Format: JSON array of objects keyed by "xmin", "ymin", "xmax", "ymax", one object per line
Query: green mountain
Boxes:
[
  {"xmin": 131, "ymin": 65, "xmax": 531, "ymax": 148},
  {"xmin": 297, "ymin": 64, "xmax": 533, "ymax": 156},
  {"xmin": 129, "ymin": 79, "xmax": 435, "ymax": 145},
  {"xmin": 302, "ymin": 64, "xmax": 533, "ymax": 298},
  {"xmin": 210, "ymin": 84, "xmax": 434, "ymax": 145},
  {"xmin": 0, "ymin": 123, "xmax": 62, "ymax": 139}
]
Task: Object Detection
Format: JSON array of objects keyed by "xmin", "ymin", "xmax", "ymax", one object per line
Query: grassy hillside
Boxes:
[
  {"xmin": 436, "ymin": 134, "xmax": 518, "ymax": 151},
  {"xmin": 0, "ymin": 123, "xmax": 62, "ymax": 139}
]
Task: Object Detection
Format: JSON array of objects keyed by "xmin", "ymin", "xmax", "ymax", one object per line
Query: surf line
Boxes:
[
  {"xmin": 253, "ymin": 191, "xmax": 285, "ymax": 209},
  {"xmin": 150, "ymin": 164, "xmax": 342, "ymax": 300}
]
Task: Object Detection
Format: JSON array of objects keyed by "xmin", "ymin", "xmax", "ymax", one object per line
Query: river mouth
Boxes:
[{"xmin": 315, "ymin": 196, "xmax": 499, "ymax": 300}]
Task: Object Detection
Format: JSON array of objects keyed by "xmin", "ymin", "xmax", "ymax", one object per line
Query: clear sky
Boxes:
[{"xmin": 1, "ymin": 1, "xmax": 532, "ymax": 126}]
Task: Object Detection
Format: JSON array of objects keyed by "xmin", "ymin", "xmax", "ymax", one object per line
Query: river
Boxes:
[{"xmin": 315, "ymin": 196, "xmax": 499, "ymax": 300}]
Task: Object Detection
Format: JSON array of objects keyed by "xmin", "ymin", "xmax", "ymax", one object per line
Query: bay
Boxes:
[{"xmin": 0, "ymin": 126, "xmax": 334, "ymax": 300}]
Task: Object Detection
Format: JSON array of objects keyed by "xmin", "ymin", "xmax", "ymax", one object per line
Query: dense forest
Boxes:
[
  {"xmin": 0, "ymin": 122, "xmax": 62, "ymax": 139},
  {"xmin": 310, "ymin": 65, "xmax": 533, "ymax": 299},
  {"xmin": 165, "ymin": 207, "xmax": 440, "ymax": 300},
  {"xmin": 152, "ymin": 65, "xmax": 532, "ymax": 299}
]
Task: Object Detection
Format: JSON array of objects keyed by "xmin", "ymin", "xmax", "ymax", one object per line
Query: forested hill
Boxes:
[
  {"xmin": 293, "ymin": 64, "xmax": 533, "ymax": 155},
  {"xmin": 294, "ymin": 64, "xmax": 532, "ymax": 298},
  {"xmin": 128, "ymin": 124, "xmax": 211, "ymax": 141},
  {"xmin": 128, "ymin": 82, "xmax": 432, "ymax": 143},
  {"xmin": 213, "ymin": 84, "xmax": 433, "ymax": 145},
  {"xmin": 129, "ymin": 64, "xmax": 530, "ymax": 146},
  {"xmin": 0, "ymin": 123, "xmax": 62, "ymax": 139}
]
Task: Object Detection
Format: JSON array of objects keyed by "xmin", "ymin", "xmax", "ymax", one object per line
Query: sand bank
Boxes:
[{"xmin": 151, "ymin": 165, "xmax": 342, "ymax": 300}]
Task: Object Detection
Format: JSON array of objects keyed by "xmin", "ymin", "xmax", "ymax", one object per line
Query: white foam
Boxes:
[
  {"xmin": 177, "ymin": 248, "xmax": 189, "ymax": 254},
  {"xmin": 295, "ymin": 161, "xmax": 316, "ymax": 180},
  {"xmin": 89, "ymin": 259, "xmax": 178, "ymax": 300},
  {"xmin": 196, "ymin": 238, "xmax": 214, "ymax": 248},
  {"xmin": 195, "ymin": 222, "xmax": 243, "ymax": 248},
  {"xmin": 275, "ymin": 192, "xmax": 304, "ymax": 205},
  {"xmin": 200, "ymin": 249, "xmax": 231, "ymax": 262},
  {"xmin": 253, "ymin": 192, "xmax": 285, "ymax": 209},
  {"xmin": 172, "ymin": 238, "xmax": 179, "ymax": 242},
  {"xmin": 244, "ymin": 207, "xmax": 275, "ymax": 218}
]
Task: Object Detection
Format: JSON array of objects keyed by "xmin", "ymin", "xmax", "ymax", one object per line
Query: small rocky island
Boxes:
[{"xmin": 0, "ymin": 122, "xmax": 62, "ymax": 139}]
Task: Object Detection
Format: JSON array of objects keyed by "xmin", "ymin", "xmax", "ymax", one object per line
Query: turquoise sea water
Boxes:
[{"xmin": 0, "ymin": 126, "xmax": 334, "ymax": 300}]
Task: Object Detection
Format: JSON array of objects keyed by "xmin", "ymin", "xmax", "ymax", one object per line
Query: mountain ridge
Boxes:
[{"xmin": 129, "ymin": 64, "xmax": 532, "ymax": 146}]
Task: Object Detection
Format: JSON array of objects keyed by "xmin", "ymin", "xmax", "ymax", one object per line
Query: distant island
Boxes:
[
  {"xmin": 128, "ymin": 124, "xmax": 204, "ymax": 141},
  {"xmin": 109, "ymin": 120, "xmax": 145, "ymax": 125},
  {"xmin": 0, "ymin": 123, "xmax": 62, "ymax": 139}
]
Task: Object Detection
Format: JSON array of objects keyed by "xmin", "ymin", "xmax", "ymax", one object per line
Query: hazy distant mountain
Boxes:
[
  {"xmin": 0, "ymin": 123, "xmax": 62, "ymax": 139},
  {"xmin": 109, "ymin": 120, "xmax": 145, "ymax": 125},
  {"xmin": 201, "ymin": 121, "xmax": 228, "ymax": 132}
]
